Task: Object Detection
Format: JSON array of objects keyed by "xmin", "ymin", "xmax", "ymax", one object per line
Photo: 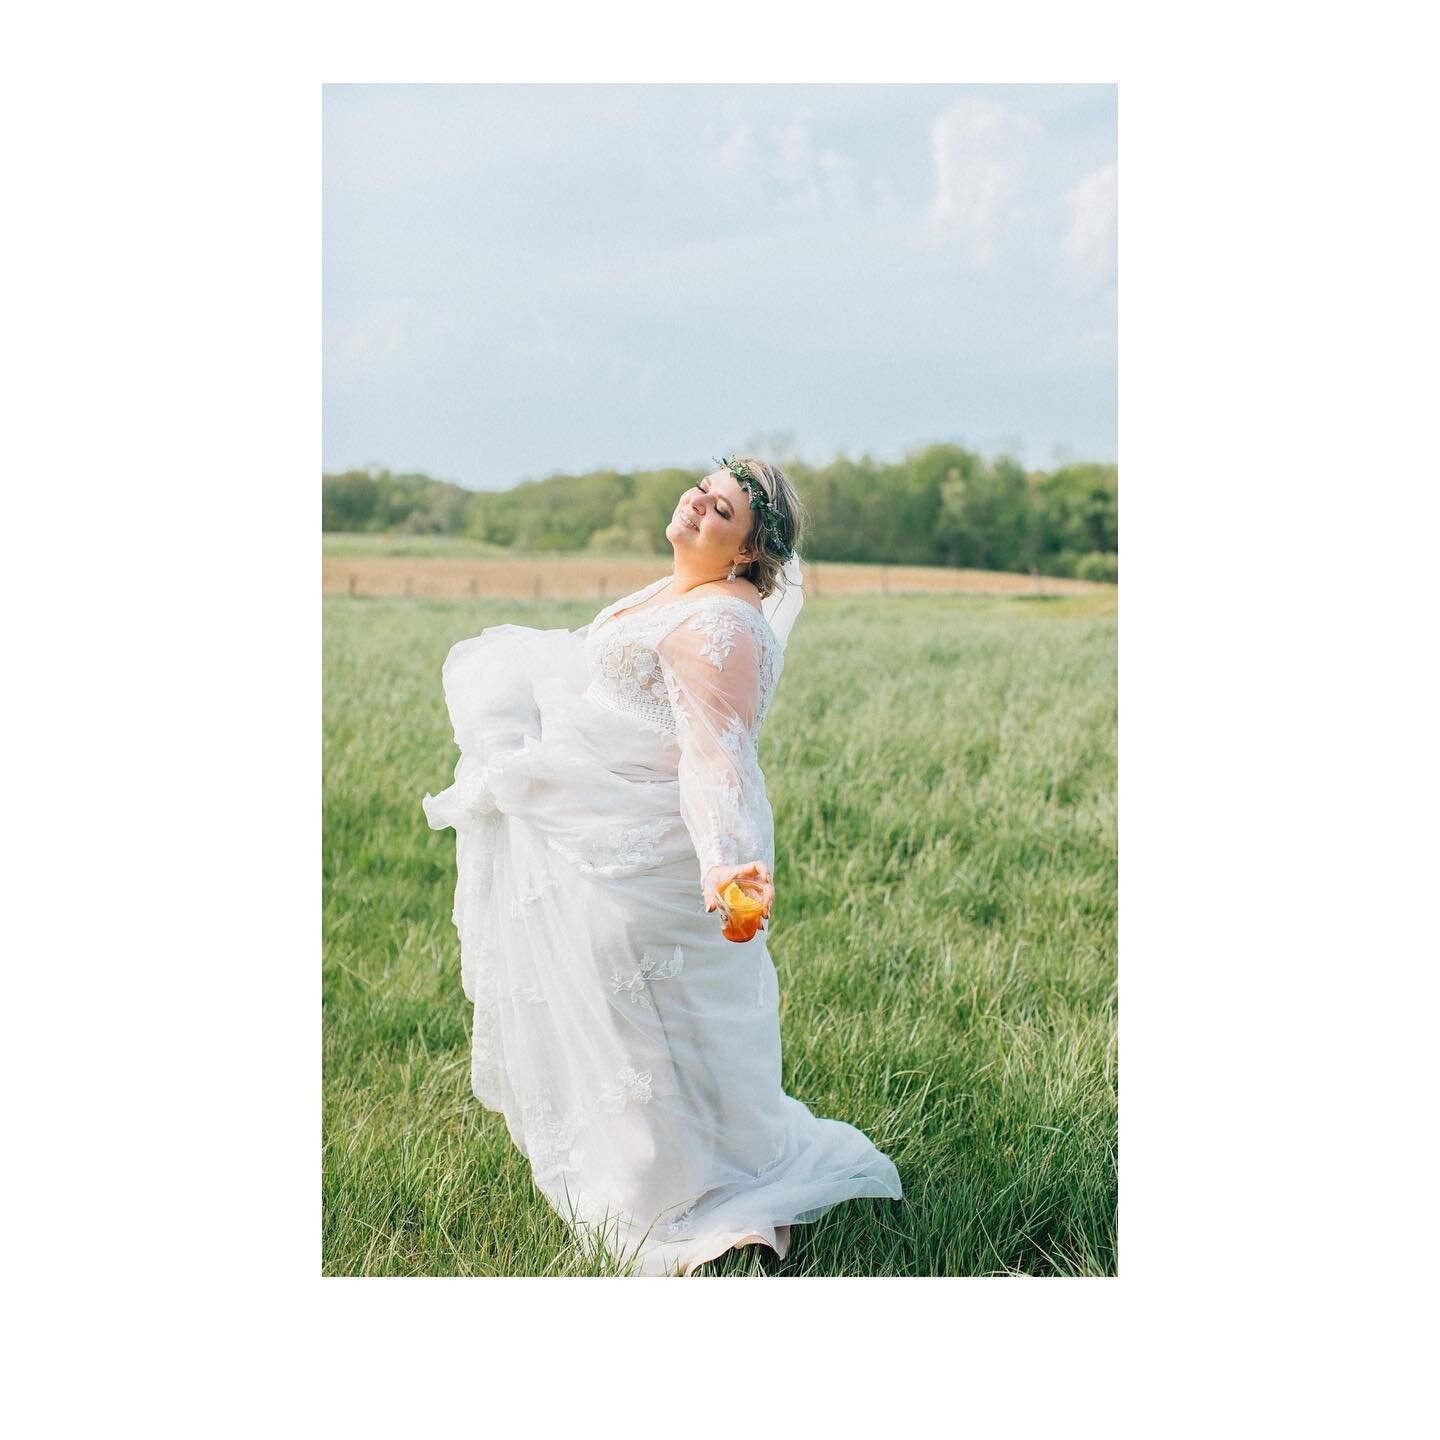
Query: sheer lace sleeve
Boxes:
[{"xmin": 656, "ymin": 605, "xmax": 772, "ymax": 897}]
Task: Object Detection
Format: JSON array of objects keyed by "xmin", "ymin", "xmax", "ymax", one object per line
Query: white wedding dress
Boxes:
[{"xmin": 423, "ymin": 571, "xmax": 902, "ymax": 1275}]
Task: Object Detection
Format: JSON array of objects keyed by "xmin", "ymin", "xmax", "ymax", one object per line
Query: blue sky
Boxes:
[{"xmin": 324, "ymin": 84, "xmax": 1116, "ymax": 489}]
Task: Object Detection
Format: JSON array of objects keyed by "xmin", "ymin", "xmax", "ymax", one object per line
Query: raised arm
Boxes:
[{"xmin": 656, "ymin": 607, "xmax": 775, "ymax": 913}]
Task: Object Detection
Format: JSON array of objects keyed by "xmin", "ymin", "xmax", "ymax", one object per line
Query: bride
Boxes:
[{"xmin": 423, "ymin": 455, "xmax": 902, "ymax": 1275}]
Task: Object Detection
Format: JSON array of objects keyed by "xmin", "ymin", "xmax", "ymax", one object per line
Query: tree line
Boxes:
[{"xmin": 322, "ymin": 445, "xmax": 1118, "ymax": 581}]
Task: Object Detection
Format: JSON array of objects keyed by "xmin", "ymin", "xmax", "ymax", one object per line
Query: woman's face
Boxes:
[{"xmin": 666, "ymin": 468, "xmax": 755, "ymax": 569}]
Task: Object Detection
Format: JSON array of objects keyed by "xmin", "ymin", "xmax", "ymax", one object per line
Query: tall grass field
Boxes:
[{"xmin": 324, "ymin": 589, "xmax": 1117, "ymax": 1276}]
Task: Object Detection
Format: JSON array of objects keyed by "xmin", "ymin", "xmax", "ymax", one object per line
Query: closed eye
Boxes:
[{"xmin": 699, "ymin": 479, "xmax": 731, "ymax": 519}]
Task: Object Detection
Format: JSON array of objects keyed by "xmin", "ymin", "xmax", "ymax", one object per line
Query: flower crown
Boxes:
[{"xmin": 714, "ymin": 454, "xmax": 794, "ymax": 561}]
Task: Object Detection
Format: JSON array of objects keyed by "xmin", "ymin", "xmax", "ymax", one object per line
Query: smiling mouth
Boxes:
[{"xmin": 679, "ymin": 515, "xmax": 699, "ymax": 532}]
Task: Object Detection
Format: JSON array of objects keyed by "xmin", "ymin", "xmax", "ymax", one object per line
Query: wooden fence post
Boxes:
[
  {"xmin": 348, "ymin": 574, "xmax": 356, "ymax": 597},
  {"xmin": 533, "ymin": 575, "xmax": 543, "ymax": 600},
  {"xmin": 880, "ymin": 564, "xmax": 888, "ymax": 596},
  {"xmin": 403, "ymin": 576, "xmax": 412, "ymax": 598},
  {"xmin": 469, "ymin": 576, "xmax": 478, "ymax": 599}
]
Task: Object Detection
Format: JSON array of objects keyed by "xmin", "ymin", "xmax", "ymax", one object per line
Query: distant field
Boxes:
[
  {"xmin": 321, "ymin": 536, "xmax": 1110, "ymax": 601},
  {"xmin": 324, "ymin": 591, "xmax": 1118, "ymax": 1276},
  {"xmin": 323, "ymin": 532, "xmax": 515, "ymax": 559}
]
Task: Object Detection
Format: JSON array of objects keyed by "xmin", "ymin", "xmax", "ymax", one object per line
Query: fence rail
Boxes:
[{"xmin": 322, "ymin": 556, "xmax": 1108, "ymax": 602}]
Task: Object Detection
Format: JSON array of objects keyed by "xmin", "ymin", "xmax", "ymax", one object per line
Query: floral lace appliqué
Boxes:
[
  {"xmin": 548, "ymin": 816, "xmax": 672, "ymax": 877},
  {"xmin": 717, "ymin": 713, "xmax": 751, "ymax": 758},
  {"xmin": 692, "ymin": 769, "xmax": 753, "ymax": 874},
  {"xmin": 507, "ymin": 876, "xmax": 552, "ymax": 918},
  {"xmin": 515, "ymin": 1084, "xmax": 585, "ymax": 1174},
  {"xmin": 599, "ymin": 1065, "xmax": 654, "ymax": 1111},
  {"xmin": 471, "ymin": 1017, "xmax": 502, "ymax": 1108},
  {"xmin": 610, "ymin": 944, "xmax": 686, "ymax": 1010},
  {"xmin": 655, "ymin": 1200, "xmax": 698, "ymax": 1239},
  {"xmin": 586, "ymin": 633, "xmax": 675, "ymax": 734},
  {"xmin": 686, "ymin": 608, "xmax": 744, "ymax": 670}
]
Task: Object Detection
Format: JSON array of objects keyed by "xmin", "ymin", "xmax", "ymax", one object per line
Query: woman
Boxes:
[{"xmin": 423, "ymin": 455, "xmax": 902, "ymax": 1275}]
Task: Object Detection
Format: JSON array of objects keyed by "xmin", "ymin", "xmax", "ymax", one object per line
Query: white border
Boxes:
[{"xmin": 7, "ymin": 5, "xmax": 1436, "ymax": 1430}]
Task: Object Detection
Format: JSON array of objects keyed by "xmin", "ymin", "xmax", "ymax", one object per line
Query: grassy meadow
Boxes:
[{"xmin": 323, "ymin": 587, "xmax": 1117, "ymax": 1276}]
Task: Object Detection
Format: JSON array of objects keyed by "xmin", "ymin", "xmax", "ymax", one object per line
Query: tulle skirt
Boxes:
[{"xmin": 424, "ymin": 623, "xmax": 902, "ymax": 1274}]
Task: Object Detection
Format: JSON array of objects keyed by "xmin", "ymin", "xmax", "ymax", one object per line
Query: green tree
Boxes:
[
  {"xmin": 324, "ymin": 446, "xmax": 1118, "ymax": 577},
  {"xmin": 619, "ymin": 469, "xmax": 693, "ymax": 553},
  {"xmin": 322, "ymin": 471, "xmax": 378, "ymax": 531},
  {"xmin": 1034, "ymin": 463, "xmax": 1118, "ymax": 574},
  {"xmin": 934, "ymin": 452, "xmax": 1033, "ymax": 571}
]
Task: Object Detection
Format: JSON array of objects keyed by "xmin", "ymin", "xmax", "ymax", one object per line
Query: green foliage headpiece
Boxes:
[{"xmin": 714, "ymin": 454, "xmax": 793, "ymax": 560}]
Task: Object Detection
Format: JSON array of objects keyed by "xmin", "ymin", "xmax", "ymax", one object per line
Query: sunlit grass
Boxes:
[{"xmin": 323, "ymin": 593, "xmax": 1117, "ymax": 1276}]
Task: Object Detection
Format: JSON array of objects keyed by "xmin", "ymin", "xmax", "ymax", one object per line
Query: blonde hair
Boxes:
[{"xmin": 729, "ymin": 457, "xmax": 805, "ymax": 599}]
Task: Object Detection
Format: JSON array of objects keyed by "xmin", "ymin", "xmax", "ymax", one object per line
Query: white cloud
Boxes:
[
  {"xmin": 929, "ymin": 97, "xmax": 1038, "ymax": 263},
  {"xmin": 1060, "ymin": 162, "xmax": 1118, "ymax": 292},
  {"xmin": 771, "ymin": 121, "xmax": 858, "ymax": 214},
  {"xmin": 700, "ymin": 120, "xmax": 754, "ymax": 170},
  {"xmin": 701, "ymin": 114, "xmax": 858, "ymax": 215},
  {"xmin": 773, "ymin": 118, "xmax": 812, "ymax": 182}
]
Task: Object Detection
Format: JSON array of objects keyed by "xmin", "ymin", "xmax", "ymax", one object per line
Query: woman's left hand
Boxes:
[{"xmin": 703, "ymin": 861, "xmax": 774, "ymax": 919}]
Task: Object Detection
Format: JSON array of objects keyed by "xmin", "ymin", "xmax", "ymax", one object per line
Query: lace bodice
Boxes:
[
  {"xmin": 581, "ymin": 577, "xmax": 783, "ymax": 885},
  {"xmin": 582, "ymin": 578, "xmax": 781, "ymax": 740}
]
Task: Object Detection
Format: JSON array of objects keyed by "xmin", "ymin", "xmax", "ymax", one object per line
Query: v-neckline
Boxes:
[
  {"xmin": 597, "ymin": 576, "xmax": 765, "ymax": 634},
  {"xmin": 603, "ymin": 576, "xmax": 678, "ymax": 628}
]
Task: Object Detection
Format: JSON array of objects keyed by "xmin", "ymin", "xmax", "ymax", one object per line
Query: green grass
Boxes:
[
  {"xmin": 323, "ymin": 592, "xmax": 1117, "ymax": 1276},
  {"xmin": 322, "ymin": 531, "xmax": 515, "ymax": 558}
]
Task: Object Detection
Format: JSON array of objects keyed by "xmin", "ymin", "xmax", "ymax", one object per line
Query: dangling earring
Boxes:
[{"xmin": 726, "ymin": 562, "xmax": 738, "ymax": 582}]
